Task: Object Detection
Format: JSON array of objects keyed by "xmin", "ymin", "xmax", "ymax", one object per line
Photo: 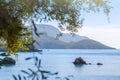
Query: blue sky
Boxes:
[
  {"xmin": 41, "ymin": 0, "xmax": 120, "ymax": 49},
  {"xmin": 78, "ymin": 0, "xmax": 120, "ymax": 49},
  {"xmin": 84, "ymin": 0, "xmax": 120, "ymax": 28}
]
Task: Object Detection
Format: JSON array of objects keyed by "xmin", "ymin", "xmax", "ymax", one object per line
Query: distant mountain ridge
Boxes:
[
  {"xmin": 29, "ymin": 24, "xmax": 115, "ymax": 49},
  {"xmin": 67, "ymin": 39, "xmax": 114, "ymax": 49},
  {"xmin": 0, "ymin": 24, "xmax": 115, "ymax": 52}
]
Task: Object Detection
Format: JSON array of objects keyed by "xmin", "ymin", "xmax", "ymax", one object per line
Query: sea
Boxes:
[{"xmin": 0, "ymin": 49, "xmax": 120, "ymax": 80}]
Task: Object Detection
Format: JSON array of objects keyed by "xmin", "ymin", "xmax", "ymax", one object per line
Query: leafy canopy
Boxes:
[{"xmin": 0, "ymin": 0, "xmax": 111, "ymax": 54}]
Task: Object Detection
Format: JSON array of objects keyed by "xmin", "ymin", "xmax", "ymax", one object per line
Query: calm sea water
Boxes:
[{"xmin": 1, "ymin": 49, "xmax": 120, "ymax": 80}]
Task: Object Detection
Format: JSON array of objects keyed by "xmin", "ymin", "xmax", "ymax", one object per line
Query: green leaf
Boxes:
[
  {"xmin": 12, "ymin": 75, "xmax": 18, "ymax": 80},
  {"xmin": 21, "ymin": 70, "xmax": 30, "ymax": 75},
  {"xmin": 18, "ymin": 74, "xmax": 22, "ymax": 80},
  {"xmin": 25, "ymin": 57, "xmax": 33, "ymax": 60},
  {"xmin": 38, "ymin": 59, "xmax": 41, "ymax": 68}
]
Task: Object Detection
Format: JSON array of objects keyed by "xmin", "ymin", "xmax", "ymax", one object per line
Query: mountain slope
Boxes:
[
  {"xmin": 67, "ymin": 39, "xmax": 114, "ymax": 49},
  {"xmin": 29, "ymin": 24, "xmax": 114, "ymax": 49},
  {"xmin": 29, "ymin": 24, "xmax": 88, "ymax": 42},
  {"xmin": 0, "ymin": 24, "xmax": 115, "ymax": 52},
  {"xmin": 34, "ymin": 35, "xmax": 66, "ymax": 49}
]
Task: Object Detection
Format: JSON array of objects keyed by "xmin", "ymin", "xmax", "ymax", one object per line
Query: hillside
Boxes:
[
  {"xmin": 0, "ymin": 24, "xmax": 115, "ymax": 51},
  {"xmin": 67, "ymin": 39, "xmax": 114, "ymax": 49},
  {"xmin": 29, "ymin": 24, "xmax": 114, "ymax": 49}
]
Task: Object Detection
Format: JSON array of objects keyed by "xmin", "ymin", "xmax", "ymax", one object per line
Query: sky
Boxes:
[
  {"xmin": 42, "ymin": 0, "xmax": 120, "ymax": 49},
  {"xmin": 78, "ymin": 0, "xmax": 120, "ymax": 49}
]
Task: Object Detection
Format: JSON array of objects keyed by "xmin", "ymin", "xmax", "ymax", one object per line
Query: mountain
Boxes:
[
  {"xmin": 28, "ymin": 24, "xmax": 88, "ymax": 42},
  {"xmin": 28, "ymin": 24, "xmax": 114, "ymax": 49},
  {"xmin": 67, "ymin": 39, "xmax": 114, "ymax": 49}
]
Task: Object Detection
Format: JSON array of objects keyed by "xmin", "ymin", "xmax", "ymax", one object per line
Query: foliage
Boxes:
[
  {"xmin": 12, "ymin": 56, "xmax": 73, "ymax": 80},
  {"xmin": 0, "ymin": 52, "xmax": 10, "ymax": 56},
  {"xmin": 0, "ymin": 0, "xmax": 34, "ymax": 54},
  {"xmin": 0, "ymin": 0, "xmax": 111, "ymax": 54}
]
